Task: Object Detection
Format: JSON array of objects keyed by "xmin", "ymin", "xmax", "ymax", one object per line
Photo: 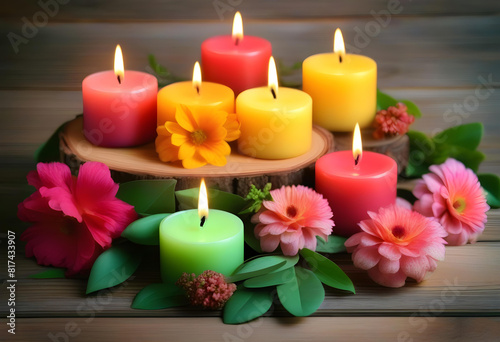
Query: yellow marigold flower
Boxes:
[
  {"xmin": 155, "ymin": 125, "xmax": 180, "ymax": 163},
  {"xmin": 165, "ymin": 105, "xmax": 231, "ymax": 169}
]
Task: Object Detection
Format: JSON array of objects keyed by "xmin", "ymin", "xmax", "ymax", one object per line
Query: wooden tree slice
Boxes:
[{"xmin": 60, "ymin": 117, "xmax": 334, "ymax": 196}]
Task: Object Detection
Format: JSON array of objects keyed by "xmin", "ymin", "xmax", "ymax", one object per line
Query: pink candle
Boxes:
[
  {"xmin": 315, "ymin": 124, "xmax": 397, "ymax": 237},
  {"xmin": 201, "ymin": 12, "xmax": 272, "ymax": 95},
  {"xmin": 82, "ymin": 45, "xmax": 157, "ymax": 147}
]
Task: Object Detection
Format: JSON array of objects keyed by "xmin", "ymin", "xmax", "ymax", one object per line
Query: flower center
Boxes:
[
  {"xmin": 452, "ymin": 197, "xmax": 466, "ymax": 214},
  {"xmin": 190, "ymin": 130, "xmax": 207, "ymax": 145},
  {"xmin": 286, "ymin": 205, "xmax": 298, "ymax": 218},
  {"xmin": 391, "ymin": 225, "xmax": 406, "ymax": 240}
]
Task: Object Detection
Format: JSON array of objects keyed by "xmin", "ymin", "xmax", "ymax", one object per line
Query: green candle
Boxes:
[{"xmin": 159, "ymin": 209, "xmax": 244, "ymax": 283}]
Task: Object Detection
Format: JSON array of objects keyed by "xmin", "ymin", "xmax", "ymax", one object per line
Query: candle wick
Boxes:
[
  {"xmin": 271, "ymin": 88, "xmax": 277, "ymax": 99},
  {"xmin": 354, "ymin": 154, "xmax": 360, "ymax": 166},
  {"xmin": 200, "ymin": 216, "xmax": 206, "ymax": 227},
  {"xmin": 339, "ymin": 55, "xmax": 343, "ymax": 63},
  {"xmin": 117, "ymin": 75, "xmax": 121, "ymax": 84},
  {"xmin": 235, "ymin": 37, "xmax": 239, "ymax": 46},
  {"xmin": 196, "ymin": 85, "xmax": 200, "ymax": 95}
]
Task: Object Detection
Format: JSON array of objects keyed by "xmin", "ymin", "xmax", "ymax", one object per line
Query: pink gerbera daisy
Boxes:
[
  {"xmin": 413, "ymin": 158, "xmax": 489, "ymax": 245},
  {"xmin": 18, "ymin": 162, "xmax": 138, "ymax": 276},
  {"xmin": 251, "ymin": 185, "xmax": 334, "ymax": 256},
  {"xmin": 345, "ymin": 204, "xmax": 447, "ymax": 288}
]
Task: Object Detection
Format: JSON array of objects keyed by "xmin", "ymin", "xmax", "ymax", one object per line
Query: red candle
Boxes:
[
  {"xmin": 201, "ymin": 12, "xmax": 272, "ymax": 95},
  {"xmin": 82, "ymin": 45, "xmax": 157, "ymax": 147},
  {"xmin": 315, "ymin": 124, "xmax": 397, "ymax": 237}
]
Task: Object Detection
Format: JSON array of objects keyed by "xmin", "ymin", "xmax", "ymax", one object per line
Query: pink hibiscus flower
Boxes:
[
  {"xmin": 413, "ymin": 158, "xmax": 489, "ymax": 245},
  {"xmin": 18, "ymin": 162, "xmax": 138, "ymax": 276},
  {"xmin": 251, "ymin": 185, "xmax": 334, "ymax": 256},
  {"xmin": 345, "ymin": 204, "xmax": 447, "ymax": 288}
]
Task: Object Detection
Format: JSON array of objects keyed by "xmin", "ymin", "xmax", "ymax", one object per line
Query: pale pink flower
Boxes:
[
  {"xmin": 396, "ymin": 197, "xmax": 413, "ymax": 211},
  {"xmin": 413, "ymin": 158, "xmax": 489, "ymax": 245},
  {"xmin": 176, "ymin": 271, "xmax": 236, "ymax": 309},
  {"xmin": 252, "ymin": 185, "xmax": 334, "ymax": 256},
  {"xmin": 18, "ymin": 162, "xmax": 138, "ymax": 275},
  {"xmin": 345, "ymin": 204, "xmax": 447, "ymax": 288}
]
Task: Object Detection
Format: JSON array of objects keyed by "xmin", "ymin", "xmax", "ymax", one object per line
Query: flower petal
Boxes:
[
  {"xmin": 175, "ymin": 105, "xmax": 197, "ymax": 132},
  {"xmin": 352, "ymin": 246, "xmax": 380, "ymax": 270},
  {"xmin": 378, "ymin": 243, "xmax": 402, "ymax": 261},
  {"xmin": 260, "ymin": 234, "xmax": 280, "ymax": 252}
]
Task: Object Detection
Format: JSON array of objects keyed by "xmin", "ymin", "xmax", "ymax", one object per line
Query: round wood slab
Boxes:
[{"xmin": 60, "ymin": 117, "xmax": 334, "ymax": 196}]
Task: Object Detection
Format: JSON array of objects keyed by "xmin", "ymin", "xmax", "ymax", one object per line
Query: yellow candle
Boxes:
[
  {"xmin": 157, "ymin": 62, "xmax": 235, "ymax": 126},
  {"xmin": 236, "ymin": 57, "xmax": 312, "ymax": 159},
  {"xmin": 303, "ymin": 28, "xmax": 377, "ymax": 132}
]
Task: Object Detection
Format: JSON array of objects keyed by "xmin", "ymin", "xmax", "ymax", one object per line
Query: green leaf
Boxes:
[
  {"xmin": 277, "ymin": 266, "xmax": 325, "ymax": 317},
  {"xmin": 148, "ymin": 54, "xmax": 185, "ymax": 87},
  {"xmin": 227, "ymin": 255, "xmax": 298, "ymax": 283},
  {"xmin": 175, "ymin": 187, "xmax": 249, "ymax": 215},
  {"xmin": 406, "ymin": 130, "xmax": 435, "ymax": 178},
  {"xmin": 400, "ymin": 99, "xmax": 422, "ymax": 118},
  {"xmin": 405, "ymin": 161, "xmax": 431, "ymax": 179},
  {"xmin": 86, "ymin": 243, "xmax": 142, "ymax": 294},
  {"xmin": 244, "ymin": 221, "xmax": 263, "ymax": 253},
  {"xmin": 433, "ymin": 123, "xmax": 483, "ymax": 151},
  {"xmin": 239, "ymin": 183, "xmax": 272, "ymax": 214},
  {"xmin": 446, "ymin": 147, "xmax": 485, "ymax": 172},
  {"xmin": 35, "ymin": 117, "xmax": 79, "ymax": 163},
  {"xmin": 132, "ymin": 283, "xmax": 188, "ymax": 310},
  {"xmin": 315, "ymin": 236, "xmax": 347, "ymax": 253},
  {"xmin": 223, "ymin": 287, "xmax": 273, "ymax": 324},
  {"xmin": 377, "ymin": 89, "xmax": 398, "ymax": 111},
  {"xmin": 117, "ymin": 179, "xmax": 176, "ymax": 215},
  {"xmin": 243, "ymin": 267, "xmax": 295, "ymax": 288},
  {"xmin": 397, "ymin": 188, "xmax": 417, "ymax": 204},
  {"xmin": 29, "ymin": 268, "xmax": 66, "ymax": 279},
  {"xmin": 478, "ymin": 173, "xmax": 500, "ymax": 209},
  {"xmin": 300, "ymin": 248, "xmax": 355, "ymax": 293},
  {"xmin": 121, "ymin": 213, "xmax": 171, "ymax": 245}
]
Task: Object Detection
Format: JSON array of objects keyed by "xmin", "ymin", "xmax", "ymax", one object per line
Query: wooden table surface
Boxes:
[{"xmin": 1, "ymin": 1, "xmax": 500, "ymax": 341}]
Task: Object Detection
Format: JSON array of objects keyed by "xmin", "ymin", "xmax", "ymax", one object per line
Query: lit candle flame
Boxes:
[
  {"xmin": 232, "ymin": 11, "xmax": 243, "ymax": 44},
  {"xmin": 193, "ymin": 61, "xmax": 202, "ymax": 95},
  {"xmin": 198, "ymin": 178, "xmax": 209, "ymax": 227},
  {"xmin": 268, "ymin": 56, "xmax": 278, "ymax": 99},
  {"xmin": 114, "ymin": 44, "xmax": 124, "ymax": 84},
  {"xmin": 333, "ymin": 28, "xmax": 346, "ymax": 63},
  {"xmin": 353, "ymin": 123, "xmax": 363, "ymax": 166}
]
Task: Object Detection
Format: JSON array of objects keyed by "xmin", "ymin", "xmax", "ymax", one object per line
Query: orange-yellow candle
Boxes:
[
  {"xmin": 236, "ymin": 57, "xmax": 312, "ymax": 159},
  {"xmin": 157, "ymin": 62, "xmax": 234, "ymax": 126},
  {"xmin": 303, "ymin": 28, "xmax": 377, "ymax": 132}
]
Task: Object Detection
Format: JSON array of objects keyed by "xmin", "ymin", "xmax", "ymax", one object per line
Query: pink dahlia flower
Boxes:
[
  {"xmin": 18, "ymin": 162, "xmax": 138, "ymax": 276},
  {"xmin": 373, "ymin": 102, "xmax": 415, "ymax": 139},
  {"xmin": 345, "ymin": 204, "xmax": 447, "ymax": 288},
  {"xmin": 413, "ymin": 158, "xmax": 489, "ymax": 245},
  {"xmin": 252, "ymin": 185, "xmax": 334, "ymax": 256},
  {"xmin": 176, "ymin": 271, "xmax": 236, "ymax": 309}
]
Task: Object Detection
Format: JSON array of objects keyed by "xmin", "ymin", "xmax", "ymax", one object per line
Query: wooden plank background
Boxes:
[{"xmin": 1, "ymin": 0, "xmax": 499, "ymax": 341}]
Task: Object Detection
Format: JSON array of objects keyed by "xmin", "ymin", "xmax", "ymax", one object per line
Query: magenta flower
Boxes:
[
  {"xmin": 345, "ymin": 204, "xmax": 447, "ymax": 288},
  {"xmin": 413, "ymin": 158, "xmax": 489, "ymax": 245},
  {"xmin": 18, "ymin": 162, "xmax": 138, "ymax": 276},
  {"xmin": 176, "ymin": 271, "xmax": 236, "ymax": 309},
  {"xmin": 373, "ymin": 102, "xmax": 415, "ymax": 139},
  {"xmin": 252, "ymin": 185, "xmax": 334, "ymax": 256}
]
